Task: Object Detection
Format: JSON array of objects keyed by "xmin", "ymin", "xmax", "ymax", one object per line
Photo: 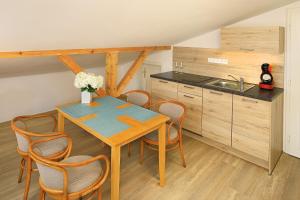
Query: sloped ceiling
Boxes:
[{"xmin": 0, "ymin": 0, "xmax": 297, "ymax": 77}]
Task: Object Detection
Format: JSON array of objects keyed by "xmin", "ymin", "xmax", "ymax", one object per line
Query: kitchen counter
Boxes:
[{"xmin": 150, "ymin": 71, "xmax": 283, "ymax": 102}]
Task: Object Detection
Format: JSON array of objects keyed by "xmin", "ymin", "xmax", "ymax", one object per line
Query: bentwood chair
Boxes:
[
  {"xmin": 140, "ymin": 100, "xmax": 187, "ymax": 167},
  {"xmin": 29, "ymin": 135, "xmax": 110, "ymax": 200},
  {"xmin": 11, "ymin": 114, "xmax": 72, "ymax": 200},
  {"xmin": 123, "ymin": 90, "xmax": 151, "ymax": 156}
]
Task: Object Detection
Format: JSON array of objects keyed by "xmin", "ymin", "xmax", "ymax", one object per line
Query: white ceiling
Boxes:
[{"xmin": 0, "ymin": 0, "xmax": 297, "ymax": 77}]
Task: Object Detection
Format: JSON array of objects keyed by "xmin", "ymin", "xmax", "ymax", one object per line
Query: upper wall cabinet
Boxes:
[{"xmin": 221, "ymin": 26, "xmax": 285, "ymax": 54}]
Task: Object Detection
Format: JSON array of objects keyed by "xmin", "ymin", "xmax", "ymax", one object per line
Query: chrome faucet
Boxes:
[{"xmin": 228, "ymin": 75, "xmax": 244, "ymax": 92}]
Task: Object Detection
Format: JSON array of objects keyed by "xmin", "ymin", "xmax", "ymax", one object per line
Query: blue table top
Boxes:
[{"xmin": 59, "ymin": 96, "xmax": 159, "ymax": 138}]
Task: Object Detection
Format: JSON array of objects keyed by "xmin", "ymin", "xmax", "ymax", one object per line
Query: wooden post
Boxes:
[
  {"xmin": 105, "ymin": 52, "xmax": 119, "ymax": 97},
  {"xmin": 116, "ymin": 51, "xmax": 149, "ymax": 96}
]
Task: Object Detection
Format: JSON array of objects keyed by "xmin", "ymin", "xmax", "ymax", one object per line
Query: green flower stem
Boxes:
[{"xmin": 80, "ymin": 84, "xmax": 97, "ymax": 93}]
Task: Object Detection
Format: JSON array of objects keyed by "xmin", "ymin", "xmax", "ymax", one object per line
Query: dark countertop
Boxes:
[{"xmin": 150, "ymin": 71, "xmax": 283, "ymax": 102}]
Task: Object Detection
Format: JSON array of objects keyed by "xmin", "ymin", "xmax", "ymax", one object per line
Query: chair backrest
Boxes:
[
  {"xmin": 158, "ymin": 100, "xmax": 186, "ymax": 126},
  {"xmin": 11, "ymin": 114, "xmax": 57, "ymax": 153},
  {"xmin": 29, "ymin": 137, "xmax": 109, "ymax": 196},
  {"xmin": 124, "ymin": 90, "xmax": 150, "ymax": 108},
  {"xmin": 29, "ymin": 138, "xmax": 67, "ymax": 192}
]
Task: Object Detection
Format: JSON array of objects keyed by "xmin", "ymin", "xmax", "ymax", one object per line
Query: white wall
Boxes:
[
  {"xmin": 176, "ymin": 30, "xmax": 221, "ymax": 48},
  {"xmin": 146, "ymin": 49, "xmax": 173, "ymax": 72},
  {"xmin": 176, "ymin": 1, "xmax": 300, "ymax": 48},
  {"xmin": 0, "ymin": 71, "xmax": 78, "ymax": 122},
  {"xmin": 0, "ymin": 67, "xmax": 99, "ymax": 122}
]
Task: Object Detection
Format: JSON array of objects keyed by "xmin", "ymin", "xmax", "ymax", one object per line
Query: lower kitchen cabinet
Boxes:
[
  {"xmin": 232, "ymin": 95, "xmax": 270, "ymax": 161},
  {"xmin": 202, "ymin": 89, "xmax": 232, "ymax": 146},
  {"xmin": 150, "ymin": 77, "xmax": 283, "ymax": 174},
  {"xmin": 232, "ymin": 94, "xmax": 284, "ymax": 173},
  {"xmin": 178, "ymin": 92, "xmax": 202, "ymax": 135}
]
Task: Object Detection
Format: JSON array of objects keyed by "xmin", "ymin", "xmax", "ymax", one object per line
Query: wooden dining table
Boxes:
[{"xmin": 56, "ymin": 96, "xmax": 169, "ymax": 200}]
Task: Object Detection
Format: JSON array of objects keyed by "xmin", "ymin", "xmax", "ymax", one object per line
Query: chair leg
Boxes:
[
  {"xmin": 178, "ymin": 140, "xmax": 186, "ymax": 168},
  {"xmin": 18, "ymin": 158, "xmax": 25, "ymax": 183},
  {"xmin": 139, "ymin": 140, "xmax": 144, "ymax": 164},
  {"xmin": 23, "ymin": 157, "xmax": 32, "ymax": 200},
  {"xmin": 39, "ymin": 189, "xmax": 45, "ymax": 200},
  {"xmin": 97, "ymin": 187, "xmax": 102, "ymax": 200},
  {"xmin": 127, "ymin": 143, "xmax": 131, "ymax": 157}
]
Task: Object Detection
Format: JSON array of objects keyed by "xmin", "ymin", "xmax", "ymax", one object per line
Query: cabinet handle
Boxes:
[
  {"xmin": 242, "ymin": 98, "xmax": 258, "ymax": 103},
  {"xmin": 240, "ymin": 48, "xmax": 255, "ymax": 51},
  {"xmin": 209, "ymin": 91, "xmax": 223, "ymax": 95},
  {"xmin": 183, "ymin": 85, "xmax": 194, "ymax": 89},
  {"xmin": 159, "ymin": 80, "xmax": 168, "ymax": 84},
  {"xmin": 183, "ymin": 94, "xmax": 194, "ymax": 99}
]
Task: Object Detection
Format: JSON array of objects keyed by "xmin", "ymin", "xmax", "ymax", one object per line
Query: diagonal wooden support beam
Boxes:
[
  {"xmin": 58, "ymin": 55, "xmax": 83, "ymax": 74},
  {"xmin": 116, "ymin": 50, "xmax": 149, "ymax": 96},
  {"xmin": 58, "ymin": 55, "xmax": 106, "ymax": 97},
  {"xmin": 105, "ymin": 52, "xmax": 119, "ymax": 97}
]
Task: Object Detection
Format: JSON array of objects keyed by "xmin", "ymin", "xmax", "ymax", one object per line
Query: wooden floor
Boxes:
[{"xmin": 1, "ymin": 117, "xmax": 300, "ymax": 200}]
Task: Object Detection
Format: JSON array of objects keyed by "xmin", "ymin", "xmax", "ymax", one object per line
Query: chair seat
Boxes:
[
  {"xmin": 144, "ymin": 126, "xmax": 178, "ymax": 142},
  {"xmin": 62, "ymin": 155, "xmax": 102, "ymax": 193},
  {"xmin": 33, "ymin": 137, "xmax": 68, "ymax": 157}
]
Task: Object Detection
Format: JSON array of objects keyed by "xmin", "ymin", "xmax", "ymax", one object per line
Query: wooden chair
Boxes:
[
  {"xmin": 29, "ymin": 135, "xmax": 110, "ymax": 200},
  {"xmin": 11, "ymin": 114, "xmax": 73, "ymax": 200},
  {"xmin": 123, "ymin": 90, "xmax": 151, "ymax": 156},
  {"xmin": 140, "ymin": 100, "xmax": 187, "ymax": 167}
]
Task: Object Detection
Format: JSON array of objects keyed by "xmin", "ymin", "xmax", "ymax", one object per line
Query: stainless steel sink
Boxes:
[{"xmin": 206, "ymin": 79, "xmax": 255, "ymax": 92}]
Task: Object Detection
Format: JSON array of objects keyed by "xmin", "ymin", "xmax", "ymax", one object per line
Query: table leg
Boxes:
[
  {"xmin": 111, "ymin": 145, "xmax": 121, "ymax": 200},
  {"xmin": 57, "ymin": 112, "xmax": 65, "ymax": 132},
  {"xmin": 158, "ymin": 122, "xmax": 166, "ymax": 186}
]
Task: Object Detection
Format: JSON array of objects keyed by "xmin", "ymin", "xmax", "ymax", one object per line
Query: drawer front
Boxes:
[
  {"xmin": 178, "ymin": 92, "xmax": 202, "ymax": 134},
  {"xmin": 151, "ymin": 78, "xmax": 178, "ymax": 99},
  {"xmin": 202, "ymin": 89, "xmax": 232, "ymax": 145},
  {"xmin": 232, "ymin": 95, "xmax": 271, "ymax": 161},
  {"xmin": 178, "ymin": 83, "xmax": 202, "ymax": 96}
]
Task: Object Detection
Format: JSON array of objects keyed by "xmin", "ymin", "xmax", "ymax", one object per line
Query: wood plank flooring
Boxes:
[{"xmin": 1, "ymin": 117, "xmax": 300, "ymax": 200}]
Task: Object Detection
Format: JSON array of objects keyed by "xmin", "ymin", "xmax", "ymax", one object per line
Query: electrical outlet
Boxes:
[
  {"xmin": 219, "ymin": 58, "xmax": 229, "ymax": 64},
  {"xmin": 208, "ymin": 57, "xmax": 228, "ymax": 64}
]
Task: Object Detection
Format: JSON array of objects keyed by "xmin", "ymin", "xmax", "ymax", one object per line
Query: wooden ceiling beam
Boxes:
[
  {"xmin": 0, "ymin": 46, "xmax": 171, "ymax": 58},
  {"xmin": 116, "ymin": 50, "xmax": 149, "ymax": 96},
  {"xmin": 0, "ymin": 46, "xmax": 171, "ymax": 98}
]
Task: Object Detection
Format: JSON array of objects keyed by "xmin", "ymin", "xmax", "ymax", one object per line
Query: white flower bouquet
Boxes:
[
  {"xmin": 74, "ymin": 72, "xmax": 104, "ymax": 103},
  {"xmin": 74, "ymin": 72, "xmax": 104, "ymax": 93}
]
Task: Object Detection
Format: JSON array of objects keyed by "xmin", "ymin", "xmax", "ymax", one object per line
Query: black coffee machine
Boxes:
[{"xmin": 259, "ymin": 63, "xmax": 273, "ymax": 90}]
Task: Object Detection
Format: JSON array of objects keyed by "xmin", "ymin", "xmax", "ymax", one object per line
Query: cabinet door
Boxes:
[
  {"xmin": 151, "ymin": 78, "xmax": 178, "ymax": 100},
  {"xmin": 202, "ymin": 89, "xmax": 232, "ymax": 145},
  {"xmin": 232, "ymin": 95, "xmax": 271, "ymax": 161},
  {"xmin": 221, "ymin": 27, "xmax": 284, "ymax": 54},
  {"xmin": 178, "ymin": 92, "xmax": 202, "ymax": 135}
]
